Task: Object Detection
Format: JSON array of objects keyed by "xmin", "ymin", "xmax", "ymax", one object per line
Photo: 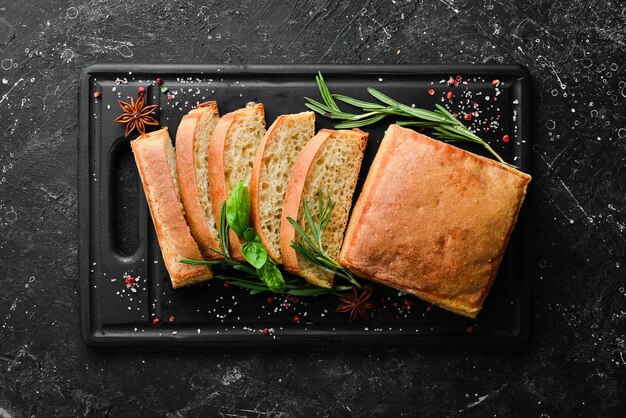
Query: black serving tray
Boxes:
[{"xmin": 79, "ymin": 64, "xmax": 531, "ymax": 346}]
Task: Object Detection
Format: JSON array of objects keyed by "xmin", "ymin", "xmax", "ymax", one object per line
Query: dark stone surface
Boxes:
[{"xmin": 0, "ymin": 0, "xmax": 624, "ymax": 416}]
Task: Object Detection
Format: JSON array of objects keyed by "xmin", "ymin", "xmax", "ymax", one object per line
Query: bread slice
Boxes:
[
  {"xmin": 280, "ymin": 129, "xmax": 368, "ymax": 288},
  {"xmin": 208, "ymin": 103, "xmax": 266, "ymax": 260},
  {"xmin": 249, "ymin": 111, "xmax": 315, "ymax": 264},
  {"xmin": 175, "ymin": 101, "xmax": 222, "ymax": 260},
  {"xmin": 131, "ymin": 128, "xmax": 213, "ymax": 288},
  {"xmin": 339, "ymin": 124, "xmax": 531, "ymax": 318}
]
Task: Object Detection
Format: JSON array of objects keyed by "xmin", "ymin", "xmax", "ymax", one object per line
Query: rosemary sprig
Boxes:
[
  {"xmin": 180, "ymin": 184, "xmax": 349, "ymax": 296},
  {"xmin": 214, "ymin": 275, "xmax": 352, "ymax": 297},
  {"xmin": 182, "ymin": 258, "xmax": 351, "ymax": 296},
  {"xmin": 305, "ymin": 72, "xmax": 508, "ymax": 165},
  {"xmin": 287, "ymin": 191, "xmax": 361, "ymax": 288}
]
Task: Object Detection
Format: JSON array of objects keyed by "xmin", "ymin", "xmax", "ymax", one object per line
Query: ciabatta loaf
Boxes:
[
  {"xmin": 175, "ymin": 102, "xmax": 221, "ymax": 260},
  {"xmin": 208, "ymin": 103, "xmax": 266, "ymax": 260},
  {"xmin": 339, "ymin": 124, "xmax": 531, "ymax": 318},
  {"xmin": 280, "ymin": 129, "xmax": 367, "ymax": 288},
  {"xmin": 131, "ymin": 128, "xmax": 213, "ymax": 288},
  {"xmin": 250, "ymin": 111, "xmax": 315, "ymax": 264}
]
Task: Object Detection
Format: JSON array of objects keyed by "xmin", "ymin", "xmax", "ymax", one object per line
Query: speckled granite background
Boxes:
[{"xmin": 0, "ymin": 0, "xmax": 624, "ymax": 416}]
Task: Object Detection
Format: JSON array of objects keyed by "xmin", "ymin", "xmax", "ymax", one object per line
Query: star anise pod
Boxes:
[
  {"xmin": 336, "ymin": 286, "xmax": 375, "ymax": 322},
  {"xmin": 114, "ymin": 91, "xmax": 159, "ymax": 136}
]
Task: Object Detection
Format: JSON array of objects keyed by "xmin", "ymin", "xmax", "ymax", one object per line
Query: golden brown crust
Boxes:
[
  {"xmin": 175, "ymin": 102, "xmax": 222, "ymax": 260},
  {"xmin": 208, "ymin": 103, "xmax": 264, "ymax": 261},
  {"xmin": 131, "ymin": 128, "xmax": 212, "ymax": 288},
  {"xmin": 339, "ymin": 124, "xmax": 531, "ymax": 318}
]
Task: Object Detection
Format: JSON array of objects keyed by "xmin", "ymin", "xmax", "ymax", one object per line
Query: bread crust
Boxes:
[
  {"xmin": 280, "ymin": 129, "xmax": 367, "ymax": 287},
  {"xmin": 249, "ymin": 112, "xmax": 315, "ymax": 263},
  {"xmin": 339, "ymin": 124, "xmax": 531, "ymax": 318},
  {"xmin": 175, "ymin": 102, "xmax": 222, "ymax": 260},
  {"xmin": 131, "ymin": 128, "xmax": 212, "ymax": 288},
  {"xmin": 208, "ymin": 103, "xmax": 264, "ymax": 260}
]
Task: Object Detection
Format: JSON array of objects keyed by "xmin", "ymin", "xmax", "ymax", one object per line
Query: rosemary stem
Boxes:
[{"xmin": 481, "ymin": 140, "xmax": 506, "ymax": 164}]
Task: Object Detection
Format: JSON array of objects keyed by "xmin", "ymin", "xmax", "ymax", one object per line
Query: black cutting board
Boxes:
[{"xmin": 78, "ymin": 64, "xmax": 531, "ymax": 346}]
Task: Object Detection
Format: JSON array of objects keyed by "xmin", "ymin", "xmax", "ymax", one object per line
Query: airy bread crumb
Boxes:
[
  {"xmin": 280, "ymin": 129, "xmax": 367, "ymax": 288},
  {"xmin": 251, "ymin": 111, "xmax": 315, "ymax": 263}
]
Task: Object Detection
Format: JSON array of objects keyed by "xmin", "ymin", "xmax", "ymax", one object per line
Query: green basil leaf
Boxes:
[
  {"xmin": 256, "ymin": 261, "xmax": 286, "ymax": 293},
  {"xmin": 226, "ymin": 181, "xmax": 250, "ymax": 237},
  {"xmin": 243, "ymin": 227, "xmax": 259, "ymax": 243},
  {"xmin": 241, "ymin": 242, "xmax": 267, "ymax": 269}
]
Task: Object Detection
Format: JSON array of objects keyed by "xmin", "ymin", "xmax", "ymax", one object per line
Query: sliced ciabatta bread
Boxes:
[
  {"xmin": 280, "ymin": 128, "xmax": 368, "ymax": 288},
  {"xmin": 208, "ymin": 103, "xmax": 266, "ymax": 260},
  {"xmin": 249, "ymin": 111, "xmax": 315, "ymax": 264},
  {"xmin": 175, "ymin": 101, "xmax": 221, "ymax": 260},
  {"xmin": 131, "ymin": 128, "xmax": 213, "ymax": 288}
]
